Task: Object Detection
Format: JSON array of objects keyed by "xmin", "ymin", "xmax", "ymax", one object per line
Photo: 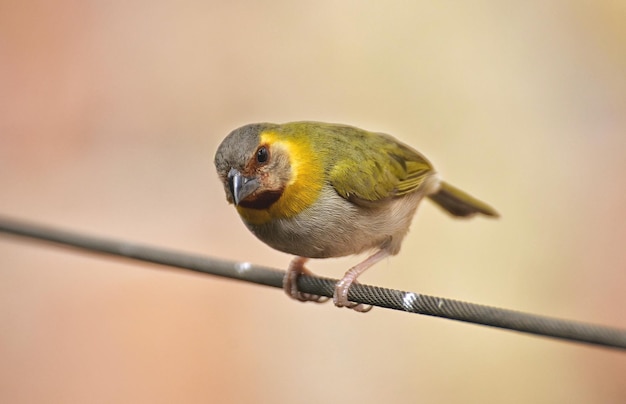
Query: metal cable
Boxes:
[{"xmin": 1, "ymin": 215, "xmax": 625, "ymax": 351}]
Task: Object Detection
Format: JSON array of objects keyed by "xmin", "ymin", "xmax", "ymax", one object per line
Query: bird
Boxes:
[{"xmin": 214, "ymin": 121, "xmax": 498, "ymax": 312}]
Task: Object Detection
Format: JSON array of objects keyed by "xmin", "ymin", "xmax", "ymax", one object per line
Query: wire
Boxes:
[{"xmin": 1, "ymin": 215, "xmax": 625, "ymax": 351}]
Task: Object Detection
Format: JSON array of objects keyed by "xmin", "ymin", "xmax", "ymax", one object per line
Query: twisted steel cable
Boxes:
[{"xmin": 1, "ymin": 216, "xmax": 625, "ymax": 350}]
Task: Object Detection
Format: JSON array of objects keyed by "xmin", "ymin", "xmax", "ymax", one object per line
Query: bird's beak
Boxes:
[{"xmin": 228, "ymin": 168, "xmax": 260, "ymax": 206}]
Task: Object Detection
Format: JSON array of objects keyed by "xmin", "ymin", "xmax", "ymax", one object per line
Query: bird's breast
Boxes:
[{"xmin": 241, "ymin": 186, "xmax": 425, "ymax": 258}]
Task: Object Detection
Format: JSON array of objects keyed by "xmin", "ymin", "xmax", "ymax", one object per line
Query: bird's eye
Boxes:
[{"xmin": 256, "ymin": 146, "xmax": 269, "ymax": 163}]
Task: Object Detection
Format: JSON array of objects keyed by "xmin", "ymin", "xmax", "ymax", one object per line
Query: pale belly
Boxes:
[{"xmin": 243, "ymin": 186, "xmax": 427, "ymax": 258}]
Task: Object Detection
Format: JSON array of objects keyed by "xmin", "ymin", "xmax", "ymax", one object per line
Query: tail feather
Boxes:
[{"xmin": 428, "ymin": 181, "xmax": 499, "ymax": 218}]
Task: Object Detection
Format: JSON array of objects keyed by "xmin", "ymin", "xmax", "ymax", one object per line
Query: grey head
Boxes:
[{"xmin": 214, "ymin": 123, "xmax": 286, "ymax": 208}]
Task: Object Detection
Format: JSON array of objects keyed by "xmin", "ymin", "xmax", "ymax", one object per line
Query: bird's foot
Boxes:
[
  {"xmin": 333, "ymin": 277, "xmax": 372, "ymax": 313},
  {"xmin": 332, "ymin": 249, "xmax": 390, "ymax": 313},
  {"xmin": 283, "ymin": 257, "xmax": 330, "ymax": 303}
]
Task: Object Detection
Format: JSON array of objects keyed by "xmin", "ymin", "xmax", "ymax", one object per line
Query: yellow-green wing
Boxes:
[{"xmin": 329, "ymin": 130, "xmax": 433, "ymax": 206}]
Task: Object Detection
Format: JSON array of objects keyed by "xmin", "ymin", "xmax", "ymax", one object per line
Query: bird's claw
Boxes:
[
  {"xmin": 284, "ymin": 256, "xmax": 375, "ymax": 312},
  {"xmin": 333, "ymin": 279, "xmax": 372, "ymax": 313},
  {"xmin": 283, "ymin": 257, "xmax": 329, "ymax": 303}
]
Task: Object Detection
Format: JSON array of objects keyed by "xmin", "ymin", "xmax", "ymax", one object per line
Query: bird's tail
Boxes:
[{"xmin": 427, "ymin": 181, "xmax": 499, "ymax": 218}]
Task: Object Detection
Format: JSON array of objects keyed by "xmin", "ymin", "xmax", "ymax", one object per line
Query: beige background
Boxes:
[{"xmin": 1, "ymin": 1, "xmax": 625, "ymax": 403}]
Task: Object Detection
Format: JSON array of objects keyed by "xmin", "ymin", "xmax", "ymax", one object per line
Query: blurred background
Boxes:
[{"xmin": 1, "ymin": 1, "xmax": 625, "ymax": 403}]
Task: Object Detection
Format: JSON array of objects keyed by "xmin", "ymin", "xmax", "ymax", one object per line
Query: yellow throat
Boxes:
[{"xmin": 235, "ymin": 130, "xmax": 324, "ymax": 225}]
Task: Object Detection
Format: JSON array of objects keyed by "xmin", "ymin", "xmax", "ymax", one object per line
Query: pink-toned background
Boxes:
[{"xmin": 1, "ymin": 1, "xmax": 625, "ymax": 403}]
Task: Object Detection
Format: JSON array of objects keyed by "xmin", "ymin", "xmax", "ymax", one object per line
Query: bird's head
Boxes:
[{"xmin": 214, "ymin": 123, "xmax": 324, "ymax": 225}]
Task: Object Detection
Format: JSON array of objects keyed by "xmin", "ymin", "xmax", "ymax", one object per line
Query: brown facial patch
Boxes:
[
  {"xmin": 241, "ymin": 143, "xmax": 270, "ymax": 175},
  {"xmin": 238, "ymin": 188, "xmax": 284, "ymax": 210}
]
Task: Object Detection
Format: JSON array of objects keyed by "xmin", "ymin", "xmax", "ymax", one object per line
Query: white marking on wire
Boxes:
[
  {"xmin": 235, "ymin": 262, "xmax": 252, "ymax": 274},
  {"xmin": 402, "ymin": 292, "xmax": 419, "ymax": 311}
]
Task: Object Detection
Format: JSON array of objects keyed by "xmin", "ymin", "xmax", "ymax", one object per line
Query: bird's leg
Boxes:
[
  {"xmin": 283, "ymin": 256, "xmax": 330, "ymax": 303},
  {"xmin": 334, "ymin": 249, "xmax": 390, "ymax": 312}
]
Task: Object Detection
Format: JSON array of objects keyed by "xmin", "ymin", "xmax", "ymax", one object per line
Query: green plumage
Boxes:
[
  {"xmin": 329, "ymin": 134, "xmax": 432, "ymax": 204},
  {"xmin": 275, "ymin": 122, "xmax": 498, "ymax": 217},
  {"xmin": 281, "ymin": 122, "xmax": 434, "ymax": 206}
]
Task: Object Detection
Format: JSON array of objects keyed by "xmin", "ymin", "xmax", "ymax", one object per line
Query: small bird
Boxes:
[{"xmin": 214, "ymin": 121, "xmax": 498, "ymax": 312}]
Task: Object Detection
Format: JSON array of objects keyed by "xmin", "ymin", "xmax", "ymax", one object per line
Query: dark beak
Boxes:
[{"xmin": 228, "ymin": 168, "xmax": 260, "ymax": 206}]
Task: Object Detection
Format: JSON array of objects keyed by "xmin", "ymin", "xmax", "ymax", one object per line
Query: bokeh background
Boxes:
[{"xmin": 1, "ymin": 1, "xmax": 625, "ymax": 403}]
